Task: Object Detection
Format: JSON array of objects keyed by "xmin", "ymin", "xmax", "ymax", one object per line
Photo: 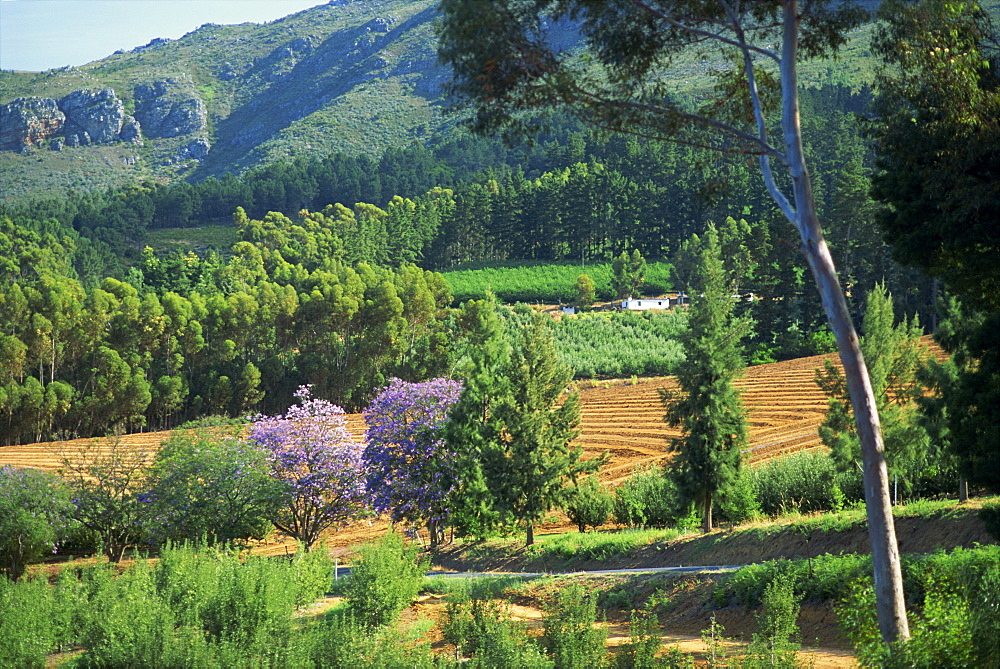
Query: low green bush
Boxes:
[
  {"xmin": 979, "ymin": 503, "xmax": 1000, "ymax": 542},
  {"xmin": 615, "ymin": 608, "xmax": 663, "ymax": 669},
  {"xmin": 566, "ymin": 475, "xmax": 614, "ymax": 533},
  {"xmin": 346, "ymin": 532, "xmax": 428, "ymax": 628},
  {"xmin": 839, "ymin": 575, "xmax": 977, "ymax": 668},
  {"xmin": 306, "ymin": 611, "xmax": 443, "ymax": 668},
  {"xmin": 751, "ymin": 451, "xmax": 850, "ymax": 517},
  {"xmin": 444, "ymin": 594, "xmax": 552, "ymax": 667},
  {"xmin": 744, "ymin": 576, "xmax": 801, "ymax": 668},
  {"xmin": 542, "ymin": 583, "xmax": 608, "ymax": 669},
  {"xmin": 0, "ymin": 576, "xmax": 53, "ymax": 668},
  {"xmin": 612, "ymin": 466, "xmax": 687, "ymax": 528},
  {"xmin": 714, "ymin": 553, "xmax": 871, "ymax": 607}
]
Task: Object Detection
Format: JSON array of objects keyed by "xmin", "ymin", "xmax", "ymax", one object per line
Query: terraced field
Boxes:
[
  {"xmin": 577, "ymin": 352, "xmax": 835, "ymax": 486},
  {"xmin": 0, "ymin": 353, "xmax": 836, "ymax": 479}
]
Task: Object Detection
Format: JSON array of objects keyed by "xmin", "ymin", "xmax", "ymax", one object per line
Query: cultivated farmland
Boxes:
[{"xmin": 0, "ymin": 353, "xmax": 835, "ymax": 480}]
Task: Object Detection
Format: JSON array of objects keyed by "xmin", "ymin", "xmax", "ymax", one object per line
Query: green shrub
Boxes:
[
  {"xmin": 346, "ymin": 532, "xmax": 427, "ymax": 628},
  {"xmin": 444, "ymin": 593, "xmax": 552, "ymax": 667},
  {"xmin": 78, "ymin": 558, "xmax": 215, "ymax": 668},
  {"xmin": 293, "ymin": 545, "xmax": 336, "ymax": 606},
  {"xmin": 542, "ymin": 583, "xmax": 608, "ymax": 668},
  {"xmin": 199, "ymin": 553, "xmax": 298, "ymax": 651},
  {"xmin": 613, "ymin": 466, "xmax": 685, "ymax": 528},
  {"xmin": 979, "ymin": 503, "xmax": 1000, "ymax": 542},
  {"xmin": 566, "ymin": 475, "xmax": 614, "ymax": 533},
  {"xmin": 717, "ymin": 464, "xmax": 760, "ymax": 525},
  {"xmin": 307, "ymin": 611, "xmax": 444, "ymax": 668},
  {"xmin": 0, "ymin": 466, "xmax": 75, "ymax": 580},
  {"xmin": 752, "ymin": 451, "xmax": 850, "ymax": 516},
  {"xmin": 0, "ymin": 576, "xmax": 53, "ymax": 668},
  {"xmin": 615, "ymin": 608, "xmax": 663, "ymax": 668},
  {"xmin": 839, "ymin": 575, "xmax": 977, "ymax": 668},
  {"xmin": 745, "ymin": 576, "xmax": 801, "ymax": 668},
  {"xmin": 715, "ymin": 553, "xmax": 871, "ymax": 607}
]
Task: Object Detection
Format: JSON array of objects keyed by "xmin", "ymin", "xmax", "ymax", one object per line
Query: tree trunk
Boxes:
[
  {"xmin": 779, "ymin": 0, "xmax": 909, "ymax": 644},
  {"xmin": 703, "ymin": 490, "xmax": 713, "ymax": 534},
  {"xmin": 526, "ymin": 523, "xmax": 534, "ymax": 547},
  {"xmin": 959, "ymin": 478, "xmax": 969, "ymax": 503}
]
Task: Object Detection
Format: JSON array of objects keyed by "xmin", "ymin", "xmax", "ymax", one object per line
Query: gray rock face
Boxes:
[
  {"xmin": 120, "ymin": 116, "xmax": 143, "ymax": 146},
  {"xmin": 366, "ymin": 16, "xmax": 396, "ymax": 32},
  {"xmin": 60, "ymin": 89, "xmax": 125, "ymax": 144},
  {"xmin": 134, "ymin": 79, "xmax": 207, "ymax": 138},
  {"xmin": 177, "ymin": 137, "xmax": 211, "ymax": 162},
  {"xmin": 0, "ymin": 97, "xmax": 65, "ymax": 151}
]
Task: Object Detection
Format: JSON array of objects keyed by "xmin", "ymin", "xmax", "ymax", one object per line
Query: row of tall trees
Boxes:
[
  {"xmin": 0, "ymin": 214, "xmax": 455, "ymax": 444},
  {"xmin": 868, "ymin": 0, "xmax": 1000, "ymax": 502}
]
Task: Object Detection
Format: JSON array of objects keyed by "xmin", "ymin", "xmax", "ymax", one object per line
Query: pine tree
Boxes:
[
  {"xmin": 573, "ymin": 273, "xmax": 595, "ymax": 311},
  {"xmin": 662, "ymin": 225, "xmax": 750, "ymax": 533},
  {"xmin": 611, "ymin": 249, "xmax": 647, "ymax": 300},
  {"xmin": 443, "ymin": 297, "xmax": 513, "ymax": 538},
  {"xmin": 492, "ymin": 313, "xmax": 603, "ymax": 545},
  {"xmin": 816, "ymin": 284, "xmax": 928, "ymax": 491}
]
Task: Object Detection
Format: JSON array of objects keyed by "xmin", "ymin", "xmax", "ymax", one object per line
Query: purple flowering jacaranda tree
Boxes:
[
  {"xmin": 363, "ymin": 377, "xmax": 463, "ymax": 547},
  {"xmin": 248, "ymin": 385, "xmax": 368, "ymax": 550}
]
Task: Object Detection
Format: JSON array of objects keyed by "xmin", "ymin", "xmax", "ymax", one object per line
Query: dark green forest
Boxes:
[{"xmin": 0, "ymin": 85, "xmax": 937, "ymax": 445}]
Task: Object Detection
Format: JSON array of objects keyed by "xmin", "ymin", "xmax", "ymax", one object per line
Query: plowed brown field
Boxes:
[
  {"xmin": 0, "ymin": 353, "xmax": 837, "ymax": 479},
  {"xmin": 577, "ymin": 352, "xmax": 836, "ymax": 485}
]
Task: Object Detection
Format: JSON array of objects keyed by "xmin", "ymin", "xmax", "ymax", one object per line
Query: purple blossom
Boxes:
[
  {"xmin": 248, "ymin": 385, "xmax": 368, "ymax": 549},
  {"xmin": 363, "ymin": 378, "xmax": 463, "ymax": 530}
]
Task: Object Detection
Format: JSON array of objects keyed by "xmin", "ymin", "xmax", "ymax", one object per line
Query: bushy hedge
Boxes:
[
  {"xmin": 717, "ymin": 452, "xmax": 865, "ymax": 524},
  {"xmin": 612, "ymin": 466, "xmax": 693, "ymax": 529},
  {"xmin": 553, "ymin": 310, "xmax": 688, "ymax": 378},
  {"xmin": 0, "ymin": 542, "xmax": 337, "ymax": 667},
  {"xmin": 443, "ymin": 261, "xmax": 673, "ymax": 304}
]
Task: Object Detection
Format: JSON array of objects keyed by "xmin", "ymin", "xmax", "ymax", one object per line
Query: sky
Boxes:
[{"xmin": 0, "ymin": 0, "xmax": 327, "ymax": 72}]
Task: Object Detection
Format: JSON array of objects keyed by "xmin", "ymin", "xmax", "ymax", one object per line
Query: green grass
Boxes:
[
  {"xmin": 530, "ymin": 527, "xmax": 691, "ymax": 563},
  {"xmin": 442, "ymin": 260, "xmax": 674, "ymax": 304},
  {"xmin": 144, "ymin": 224, "xmax": 238, "ymax": 253}
]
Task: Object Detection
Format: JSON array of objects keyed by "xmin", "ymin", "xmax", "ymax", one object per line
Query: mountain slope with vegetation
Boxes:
[
  {"xmin": 0, "ymin": 0, "xmax": 446, "ymax": 199},
  {"xmin": 4, "ymin": 0, "xmax": 972, "ymax": 203}
]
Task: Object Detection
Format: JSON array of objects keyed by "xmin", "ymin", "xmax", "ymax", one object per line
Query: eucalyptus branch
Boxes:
[
  {"xmin": 571, "ymin": 85, "xmax": 784, "ymax": 158},
  {"xmin": 628, "ymin": 0, "xmax": 781, "ymax": 63},
  {"xmin": 721, "ymin": 0, "xmax": 796, "ymax": 218}
]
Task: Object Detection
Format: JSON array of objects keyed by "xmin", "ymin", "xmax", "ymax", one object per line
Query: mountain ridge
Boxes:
[{"xmin": 0, "ymin": 0, "xmax": 448, "ymax": 200}]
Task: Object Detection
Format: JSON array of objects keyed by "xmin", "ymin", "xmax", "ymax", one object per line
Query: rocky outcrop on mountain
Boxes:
[
  {"xmin": 1, "ymin": 90, "xmax": 136, "ymax": 151},
  {"xmin": 134, "ymin": 79, "xmax": 208, "ymax": 138},
  {"xmin": 366, "ymin": 16, "xmax": 397, "ymax": 33},
  {"xmin": 0, "ymin": 97, "xmax": 66, "ymax": 151},
  {"xmin": 177, "ymin": 138, "xmax": 211, "ymax": 161},
  {"xmin": 60, "ymin": 89, "xmax": 126, "ymax": 145},
  {"xmin": 119, "ymin": 116, "xmax": 143, "ymax": 146}
]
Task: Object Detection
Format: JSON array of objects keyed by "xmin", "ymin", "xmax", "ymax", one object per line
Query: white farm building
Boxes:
[{"xmin": 620, "ymin": 294, "xmax": 686, "ymax": 310}]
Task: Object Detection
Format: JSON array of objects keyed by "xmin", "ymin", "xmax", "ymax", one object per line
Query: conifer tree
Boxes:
[
  {"xmin": 662, "ymin": 225, "xmax": 750, "ymax": 533},
  {"xmin": 611, "ymin": 249, "xmax": 647, "ymax": 300},
  {"xmin": 492, "ymin": 313, "xmax": 602, "ymax": 545},
  {"xmin": 816, "ymin": 284, "xmax": 928, "ymax": 490},
  {"xmin": 443, "ymin": 297, "xmax": 513, "ymax": 538}
]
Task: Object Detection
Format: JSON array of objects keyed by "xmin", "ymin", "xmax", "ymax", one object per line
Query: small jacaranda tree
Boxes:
[
  {"xmin": 363, "ymin": 378, "xmax": 463, "ymax": 547},
  {"xmin": 248, "ymin": 386, "xmax": 368, "ymax": 550}
]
